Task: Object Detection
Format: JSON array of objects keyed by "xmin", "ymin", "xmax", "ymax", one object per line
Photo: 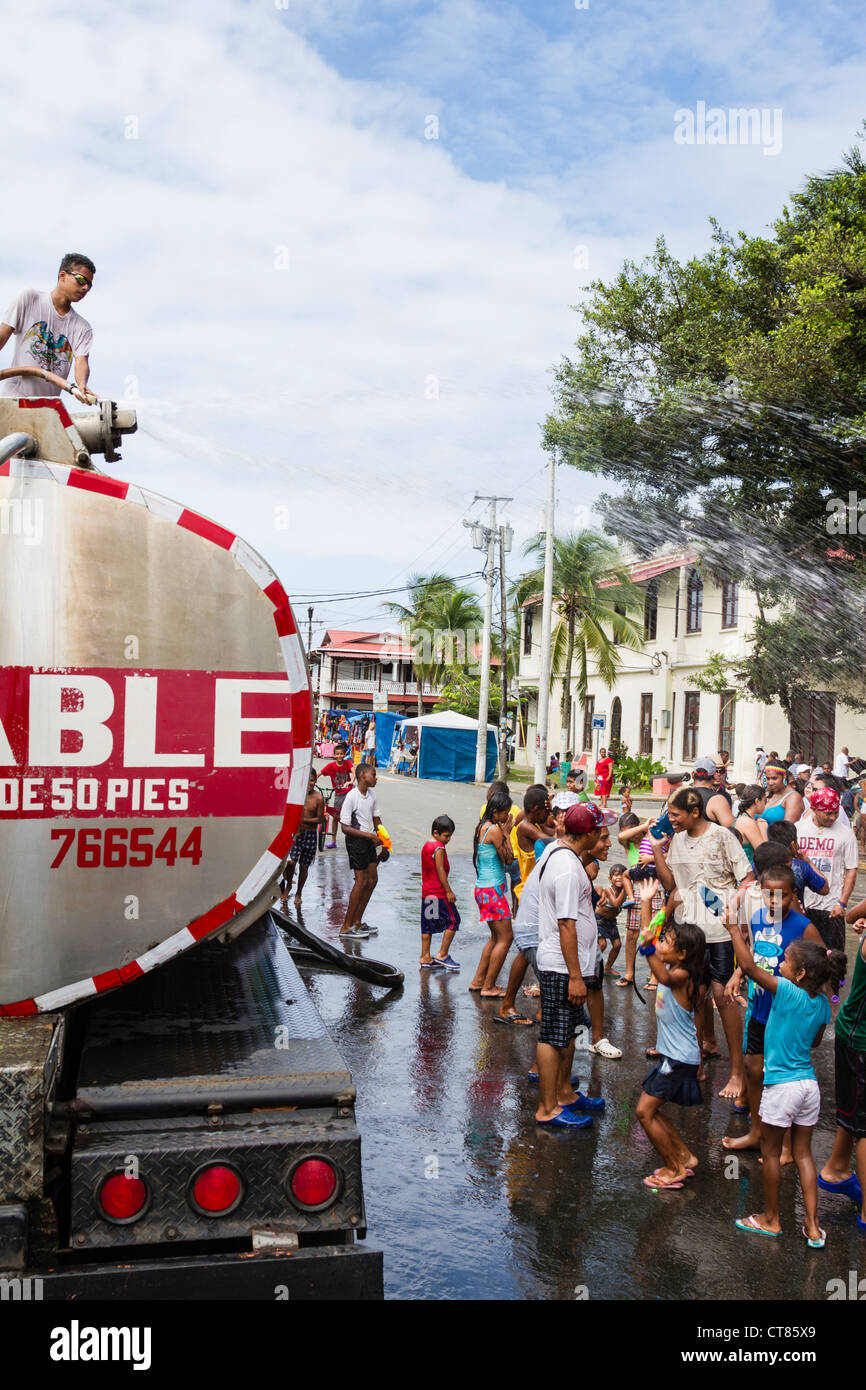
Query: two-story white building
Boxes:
[{"xmin": 517, "ymin": 548, "xmax": 863, "ymax": 781}]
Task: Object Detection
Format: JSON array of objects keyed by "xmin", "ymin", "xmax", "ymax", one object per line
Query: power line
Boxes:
[{"xmin": 290, "ymin": 571, "xmax": 484, "ymax": 604}]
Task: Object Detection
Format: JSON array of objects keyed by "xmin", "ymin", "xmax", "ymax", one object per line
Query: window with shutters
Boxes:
[
  {"xmin": 683, "ymin": 691, "xmax": 700, "ymax": 759},
  {"xmin": 640, "ymin": 694, "xmax": 653, "ymax": 756},
  {"xmin": 523, "ymin": 605, "xmax": 534, "ymax": 656},
  {"xmin": 686, "ymin": 571, "xmax": 703, "ymax": 633},
  {"xmin": 721, "ymin": 581, "xmax": 739, "ymax": 629},
  {"xmin": 582, "ymin": 696, "xmax": 595, "ymax": 751},
  {"xmin": 644, "ymin": 581, "xmax": 658, "ymax": 641}
]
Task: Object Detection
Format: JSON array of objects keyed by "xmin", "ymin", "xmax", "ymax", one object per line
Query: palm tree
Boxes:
[
  {"xmin": 385, "ymin": 574, "xmax": 483, "ymax": 716},
  {"xmin": 516, "ymin": 530, "xmax": 645, "ymax": 752}
]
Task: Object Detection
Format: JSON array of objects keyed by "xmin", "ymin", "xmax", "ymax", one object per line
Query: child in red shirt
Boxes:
[
  {"xmin": 421, "ymin": 815, "xmax": 460, "ymax": 971},
  {"xmin": 319, "ymin": 740, "xmax": 355, "ymax": 847}
]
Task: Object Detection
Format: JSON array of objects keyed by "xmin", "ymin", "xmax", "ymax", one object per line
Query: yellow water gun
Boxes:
[{"xmin": 377, "ymin": 825, "xmax": 392, "ymax": 853}]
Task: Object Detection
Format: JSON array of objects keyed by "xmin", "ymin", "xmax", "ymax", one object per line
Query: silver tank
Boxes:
[{"xmin": 0, "ymin": 400, "xmax": 310, "ymax": 1010}]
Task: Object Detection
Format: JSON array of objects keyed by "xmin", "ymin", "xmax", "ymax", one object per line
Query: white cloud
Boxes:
[{"xmin": 1, "ymin": 0, "xmax": 863, "ymax": 637}]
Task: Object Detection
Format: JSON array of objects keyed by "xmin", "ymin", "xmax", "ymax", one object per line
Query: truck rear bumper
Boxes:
[{"xmin": 31, "ymin": 1243, "xmax": 383, "ymax": 1300}]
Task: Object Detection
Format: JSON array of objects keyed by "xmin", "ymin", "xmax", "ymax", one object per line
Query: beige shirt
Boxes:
[{"xmin": 667, "ymin": 823, "xmax": 752, "ymax": 943}]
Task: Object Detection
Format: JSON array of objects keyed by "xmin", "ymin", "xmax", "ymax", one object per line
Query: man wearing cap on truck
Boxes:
[{"xmin": 0, "ymin": 254, "xmax": 98, "ymax": 403}]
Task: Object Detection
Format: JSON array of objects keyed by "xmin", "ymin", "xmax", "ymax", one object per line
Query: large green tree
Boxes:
[
  {"xmin": 545, "ymin": 130, "xmax": 866, "ymax": 714},
  {"xmin": 516, "ymin": 529, "xmax": 645, "ymax": 750}
]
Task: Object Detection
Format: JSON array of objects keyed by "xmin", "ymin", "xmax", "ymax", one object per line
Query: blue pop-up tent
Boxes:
[
  {"xmin": 397, "ymin": 711, "xmax": 497, "ymax": 782},
  {"xmin": 374, "ymin": 711, "xmax": 403, "ymax": 766}
]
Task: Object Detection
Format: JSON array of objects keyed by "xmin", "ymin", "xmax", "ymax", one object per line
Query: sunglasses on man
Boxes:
[{"xmin": 67, "ymin": 272, "xmax": 93, "ymax": 290}]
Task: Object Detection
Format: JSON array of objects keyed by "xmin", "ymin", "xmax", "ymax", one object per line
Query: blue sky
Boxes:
[{"xmin": 1, "ymin": 0, "xmax": 864, "ymax": 638}]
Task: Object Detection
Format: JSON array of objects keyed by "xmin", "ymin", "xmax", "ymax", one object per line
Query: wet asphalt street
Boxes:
[{"xmin": 287, "ymin": 770, "xmax": 866, "ymax": 1301}]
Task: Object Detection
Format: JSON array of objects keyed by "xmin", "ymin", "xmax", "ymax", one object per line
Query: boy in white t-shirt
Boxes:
[
  {"xmin": 0, "ymin": 254, "xmax": 98, "ymax": 402},
  {"xmin": 339, "ymin": 763, "xmax": 385, "ymax": 940}
]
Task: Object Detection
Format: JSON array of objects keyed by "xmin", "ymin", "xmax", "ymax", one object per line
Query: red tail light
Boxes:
[
  {"xmin": 99, "ymin": 1173, "xmax": 147, "ymax": 1222},
  {"xmin": 288, "ymin": 1157, "xmax": 338, "ymax": 1210},
  {"xmin": 189, "ymin": 1164, "xmax": 243, "ymax": 1216}
]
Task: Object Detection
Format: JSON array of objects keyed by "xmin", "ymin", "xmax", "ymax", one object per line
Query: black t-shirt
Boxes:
[{"xmin": 694, "ymin": 783, "xmax": 732, "ymax": 816}]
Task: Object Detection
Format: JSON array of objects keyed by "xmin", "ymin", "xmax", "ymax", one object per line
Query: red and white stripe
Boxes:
[{"xmin": 0, "ymin": 452, "xmax": 311, "ymax": 1018}]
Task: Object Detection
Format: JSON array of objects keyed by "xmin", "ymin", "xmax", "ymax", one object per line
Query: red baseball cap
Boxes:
[{"xmin": 564, "ymin": 802, "xmax": 605, "ymax": 835}]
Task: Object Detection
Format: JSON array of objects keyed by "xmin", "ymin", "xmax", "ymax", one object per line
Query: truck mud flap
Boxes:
[{"xmin": 31, "ymin": 1244, "xmax": 383, "ymax": 1300}]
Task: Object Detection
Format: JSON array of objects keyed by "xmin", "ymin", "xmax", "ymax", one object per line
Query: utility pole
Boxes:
[
  {"xmin": 533, "ymin": 451, "xmax": 556, "ymax": 785},
  {"xmin": 499, "ymin": 525, "xmax": 509, "ymax": 778},
  {"xmin": 465, "ymin": 495, "xmax": 512, "ymax": 783},
  {"xmin": 306, "ymin": 606, "xmax": 314, "ymax": 655}
]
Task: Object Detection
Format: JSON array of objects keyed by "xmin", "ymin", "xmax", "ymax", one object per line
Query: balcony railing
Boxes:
[{"xmin": 328, "ymin": 678, "xmax": 439, "ymax": 696}]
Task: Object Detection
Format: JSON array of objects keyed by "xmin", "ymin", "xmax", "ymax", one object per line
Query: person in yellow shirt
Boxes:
[{"xmin": 514, "ymin": 786, "xmax": 555, "ymax": 896}]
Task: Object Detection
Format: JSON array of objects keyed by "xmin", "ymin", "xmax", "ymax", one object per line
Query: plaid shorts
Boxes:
[
  {"xmin": 539, "ymin": 970, "xmax": 583, "ymax": 1049},
  {"xmin": 625, "ymin": 886, "xmax": 664, "ymax": 932}
]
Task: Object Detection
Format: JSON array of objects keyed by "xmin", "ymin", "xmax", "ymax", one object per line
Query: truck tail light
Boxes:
[
  {"xmin": 189, "ymin": 1164, "xmax": 243, "ymax": 1216},
  {"xmin": 99, "ymin": 1173, "xmax": 148, "ymax": 1222},
  {"xmin": 288, "ymin": 1157, "xmax": 339, "ymax": 1210}
]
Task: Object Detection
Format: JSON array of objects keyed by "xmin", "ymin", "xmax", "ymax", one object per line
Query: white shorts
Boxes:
[{"xmin": 759, "ymin": 1078, "xmax": 820, "ymax": 1129}]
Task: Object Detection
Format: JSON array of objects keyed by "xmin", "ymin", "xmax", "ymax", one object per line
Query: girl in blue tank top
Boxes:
[
  {"xmin": 469, "ymin": 790, "xmax": 515, "ymax": 997},
  {"xmin": 634, "ymin": 880, "xmax": 706, "ymax": 1189}
]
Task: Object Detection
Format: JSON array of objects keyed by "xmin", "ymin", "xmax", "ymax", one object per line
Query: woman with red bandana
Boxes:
[{"xmin": 796, "ymin": 786, "xmax": 859, "ymax": 950}]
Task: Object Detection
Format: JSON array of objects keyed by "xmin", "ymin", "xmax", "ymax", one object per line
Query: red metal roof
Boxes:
[
  {"xmin": 521, "ymin": 550, "xmax": 697, "ymax": 604},
  {"xmin": 316, "ymin": 629, "xmax": 414, "ymax": 658},
  {"xmin": 600, "ymin": 550, "xmax": 697, "ymax": 587}
]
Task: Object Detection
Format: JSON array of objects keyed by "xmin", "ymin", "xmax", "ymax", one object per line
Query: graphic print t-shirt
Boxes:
[
  {"xmin": 320, "ymin": 760, "xmax": 355, "ymax": 798},
  {"xmin": 795, "ymin": 813, "xmax": 858, "ymax": 910},
  {"xmin": 0, "ymin": 289, "xmax": 92, "ymax": 396}
]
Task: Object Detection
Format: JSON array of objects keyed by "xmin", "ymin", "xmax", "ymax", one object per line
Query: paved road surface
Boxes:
[{"xmin": 297, "ymin": 766, "xmax": 866, "ymax": 1300}]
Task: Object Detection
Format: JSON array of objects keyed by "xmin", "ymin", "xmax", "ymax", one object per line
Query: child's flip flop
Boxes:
[
  {"xmin": 643, "ymin": 1174, "xmax": 683, "ymax": 1190},
  {"xmin": 803, "ymin": 1226, "xmax": 826, "ymax": 1248},
  {"xmin": 735, "ymin": 1215, "xmax": 781, "ymax": 1237}
]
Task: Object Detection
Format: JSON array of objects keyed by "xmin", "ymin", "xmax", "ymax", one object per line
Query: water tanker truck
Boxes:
[{"xmin": 0, "ymin": 377, "xmax": 382, "ymax": 1299}]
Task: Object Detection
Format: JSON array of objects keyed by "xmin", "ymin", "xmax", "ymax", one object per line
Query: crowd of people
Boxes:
[{"xmin": 281, "ymin": 744, "xmax": 866, "ymax": 1249}]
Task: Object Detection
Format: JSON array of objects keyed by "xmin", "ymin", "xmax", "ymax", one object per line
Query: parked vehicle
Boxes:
[{"xmin": 0, "ymin": 380, "xmax": 382, "ymax": 1299}]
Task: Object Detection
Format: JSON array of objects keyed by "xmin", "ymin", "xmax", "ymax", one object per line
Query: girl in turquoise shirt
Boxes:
[{"xmin": 723, "ymin": 912, "xmax": 846, "ymax": 1246}]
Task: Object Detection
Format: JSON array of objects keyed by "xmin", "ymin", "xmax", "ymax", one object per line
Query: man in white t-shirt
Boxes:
[
  {"xmin": 796, "ymin": 785, "xmax": 858, "ymax": 951},
  {"xmin": 0, "ymin": 254, "xmax": 97, "ymax": 402},
  {"xmin": 535, "ymin": 801, "xmax": 606, "ymax": 1129},
  {"xmin": 833, "ymin": 746, "xmax": 850, "ymax": 781},
  {"xmin": 339, "ymin": 763, "xmax": 384, "ymax": 940}
]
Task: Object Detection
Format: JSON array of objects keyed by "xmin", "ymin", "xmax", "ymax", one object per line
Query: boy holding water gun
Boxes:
[{"xmin": 339, "ymin": 763, "xmax": 389, "ymax": 940}]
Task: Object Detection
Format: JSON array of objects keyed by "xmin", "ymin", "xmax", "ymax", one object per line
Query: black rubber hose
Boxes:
[{"xmin": 269, "ymin": 909, "xmax": 404, "ymax": 990}]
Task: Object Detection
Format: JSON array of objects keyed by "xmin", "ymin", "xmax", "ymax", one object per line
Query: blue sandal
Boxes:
[
  {"xmin": 536, "ymin": 1110, "xmax": 593, "ymax": 1129},
  {"xmin": 817, "ymin": 1173, "xmax": 863, "ymax": 1203}
]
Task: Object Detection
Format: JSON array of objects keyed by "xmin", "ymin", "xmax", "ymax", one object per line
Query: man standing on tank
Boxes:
[{"xmin": 0, "ymin": 254, "xmax": 98, "ymax": 402}]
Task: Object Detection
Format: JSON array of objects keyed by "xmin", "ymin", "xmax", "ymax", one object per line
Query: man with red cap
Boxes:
[
  {"xmin": 796, "ymin": 786, "xmax": 858, "ymax": 950},
  {"xmin": 535, "ymin": 801, "xmax": 606, "ymax": 1128}
]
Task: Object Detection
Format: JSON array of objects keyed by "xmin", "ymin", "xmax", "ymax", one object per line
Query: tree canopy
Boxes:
[{"xmin": 545, "ymin": 128, "xmax": 866, "ymax": 714}]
